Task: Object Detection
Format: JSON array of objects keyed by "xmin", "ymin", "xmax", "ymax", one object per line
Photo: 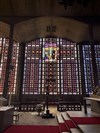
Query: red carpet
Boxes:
[
  {"xmin": 59, "ymin": 123, "xmax": 69, "ymax": 132},
  {"xmin": 4, "ymin": 125, "xmax": 60, "ymax": 133},
  {"xmin": 65, "ymin": 120, "xmax": 77, "ymax": 128},
  {"xmin": 71, "ymin": 117, "xmax": 100, "ymax": 124}
]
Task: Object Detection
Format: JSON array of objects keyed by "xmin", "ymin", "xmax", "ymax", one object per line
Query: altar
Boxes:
[
  {"xmin": 0, "ymin": 106, "xmax": 14, "ymax": 132},
  {"xmin": 91, "ymin": 95, "xmax": 100, "ymax": 113}
]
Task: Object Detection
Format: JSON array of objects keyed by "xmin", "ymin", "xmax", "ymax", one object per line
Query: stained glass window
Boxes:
[
  {"xmin": 8, "ymin": 42, "xmax": 19, "ymax": 94},
  {"xmin": 42, "ymin": 38, "xmax": 60, "ymax": 94},
  {"xmin": 0, "ymin": 38, "xmax": 9, "ymax": 94},
  {"xmin": 22, "ymin": 39, "xmax": 42, "ymax": 94},
  {"xmin": 82, "ymin": 44, "xmax": 94, "ymax": 94},
  {"xmin": 0, "ymin": 38, "xmax": 19, "ymax": 94},
  {"xmin": 94, "ymin": 44, "xmax": 100, "ymax": 86},
  {"xmin": 60, "ymin": 39, "xmax": 81, "ymax": 94},
  {"xmin": 23, "ymin": 38, "xmax": 82, "ymax": 95},
  {"xmin": 1, "ymin": 37, "xmax": 99, "ymax": 96}
]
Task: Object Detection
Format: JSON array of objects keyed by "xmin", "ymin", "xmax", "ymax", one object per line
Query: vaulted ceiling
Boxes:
[{"xmin": 0, "ymin": 0, "xmax": 100, "ymax": 43}]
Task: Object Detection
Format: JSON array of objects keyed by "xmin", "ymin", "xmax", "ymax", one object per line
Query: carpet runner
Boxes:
[
  {"xmin": 59, "ymin": 123, "xmax": 69, "ymax": 132},
  {"xmin": 71, "ymin": 117, "xmax": 100, "ymax": 125},
  {"xmin": 65, "ymin": 120, "xmax": 77, "ymax": 128},
  {"xmin": 4, "ymin": 125, "xmax": 60, "ymax": 133}
]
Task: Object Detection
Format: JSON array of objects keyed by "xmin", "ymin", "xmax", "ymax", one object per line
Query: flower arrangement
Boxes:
[{"xmin": 35, "ymin": 104, "xmax": 43, "ymax": 115}]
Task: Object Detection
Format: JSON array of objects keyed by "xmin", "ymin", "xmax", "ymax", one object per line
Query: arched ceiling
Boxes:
[
  {"xmin": 0, "ymin": 17, "xmax": 90, "ymax": 43},
  {"xmin": 14, "ymin": 17, "xmax": 90, "ymax": 43},
  {"xmin": 0, "ymin": 22, "xmax": 10, "ymax": 38},
  {"xmin": 0, "ymin": 0, "xmax": 100, "ymax": 43}
]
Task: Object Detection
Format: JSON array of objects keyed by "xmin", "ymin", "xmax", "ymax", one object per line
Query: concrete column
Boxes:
[
  {"xmin": 79, "ymin": 43, "xmax": 86, "ymax": 96},
  {"xmin": 16, "ymin": 43, "xmax": 25, "ymax": 102}
]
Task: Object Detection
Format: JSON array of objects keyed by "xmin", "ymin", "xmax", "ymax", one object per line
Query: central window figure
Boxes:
[{"xmin": 43, "ymin": 43, "xmax": 59, "ymax": 62}]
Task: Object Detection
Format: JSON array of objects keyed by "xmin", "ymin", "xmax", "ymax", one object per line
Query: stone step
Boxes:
[
  {"xmin": 57, "ymin": 113, "xmax": 64, "ymax": 123},
  {"xmin": 62, "ymin": 112, "xmax": 77, "ymax": 128},
  {"xmin": 61, "ymin": 112, "xmax": 70, "ymax": 120},
  {"xmin": 70, "ymin": 128, "xmax": 82, "ymax": 133},
  {"xmin": 62, "ymin": 132, "xmax": 69, "ymax": 133}
]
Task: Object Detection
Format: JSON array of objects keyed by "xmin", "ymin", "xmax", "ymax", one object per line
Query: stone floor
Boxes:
[
  {"xmin": 13, "ymin": 105, "xmax": 59, "ymax": 125},
  {"xmin": 13, "ymin": 105, "xmax": 100, "ymax": 126}
]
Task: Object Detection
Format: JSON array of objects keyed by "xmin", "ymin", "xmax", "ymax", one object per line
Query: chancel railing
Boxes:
[{"xmin": 12, "ymin": 101, "xmax": 45, "ymax": 112}]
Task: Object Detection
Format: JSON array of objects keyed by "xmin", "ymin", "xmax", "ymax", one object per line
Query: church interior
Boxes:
[{"xmin": 0, "ymin": 0, "xmax": 100, "ymax": 133}]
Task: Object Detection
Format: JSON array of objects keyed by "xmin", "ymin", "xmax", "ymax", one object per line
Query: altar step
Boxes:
[
  {"xmin": 57, "ymin": 114, "xmax": 69, "ymax": 133},
  {"xmin": 57, "ymin": 112, "xmax": 82, "ymax": 133},
  {"xmin": 70, "ymin": 128, "xmax": 82, "ymax": 133}
]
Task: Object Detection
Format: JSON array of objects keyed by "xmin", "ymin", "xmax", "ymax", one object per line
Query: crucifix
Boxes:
[{"xmin": 42, "ymin": 70, "xmax": 55, "ymax": 118}]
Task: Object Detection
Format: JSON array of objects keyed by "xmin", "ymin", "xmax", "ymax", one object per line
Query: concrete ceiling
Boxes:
[
  {"xmin": 0, "ymin": 0, "xmax": 100, "ymax": 43},
  {"xmin": 0, "ymin": 0, "xmax": 98, "ymax": 18},
  {"xmin": 13, "ymin": 17, "xmax": 90, "ymax": 43}
]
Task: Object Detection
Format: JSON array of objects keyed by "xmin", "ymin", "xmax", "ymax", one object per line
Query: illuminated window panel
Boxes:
[
  {"xmin": 0, "ymin": 38, "xmax": 19, "ymax": 94},
  {"xmin": 22, "ymin": 40, "xmax": 42, "ymax": 94},
  {"xmin": 83, "ymin": 45, "xmax": 94, "ymax": 94},
  {"xmin": 60, "ymin": 40, "xmax": 81, "ymax": 94},
  {"xmin": 8, "ymin": 42, "xmax": 19, "ymax": 94},
  {"xmin": 22, "ymin": 38, "xmax": 82, "ymax": 95},
  {"xmin": 42, "ymin": 38, "xmax": 59, "ymax": 94},
  {"xmin": 94, "ymin": 44, "xmax": 100, "ymax": 85},
  {"xmin": 0, "ymin": 38, "xmax": 9, "ymax": 94}
]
